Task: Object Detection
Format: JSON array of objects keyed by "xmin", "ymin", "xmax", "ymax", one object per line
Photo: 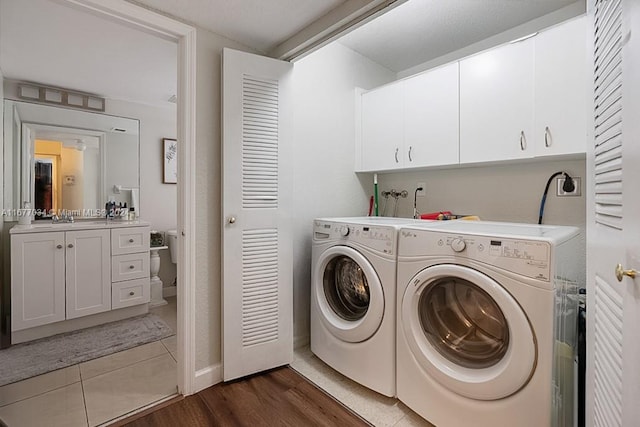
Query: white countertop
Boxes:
[{"xmin": 10, "ymin": 219, "xmax": 151, "ymax": 234}]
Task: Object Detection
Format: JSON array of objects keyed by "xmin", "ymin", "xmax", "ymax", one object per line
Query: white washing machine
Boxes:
[
  {"xmin": 310, "ymin": 216, "xmax": 425, "ymax": 397},
  {"xmin": 396, "ymin": 221, "xmax": 581, "ymax": 427}
]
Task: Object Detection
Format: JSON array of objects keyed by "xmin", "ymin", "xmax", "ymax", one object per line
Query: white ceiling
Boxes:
[
  {"xmin": 339, "ymin": 0, "xmax": 581, "ymax": 73},
  {"xmin": 128, "ymin": 0, "xmax": 348, "ymax": 53},
  {"xmin": 0, "ymin": 0, "xmax": 584, "ymax": 107},
  {"xmin": 0, "ymin": 0, "xmax": 178, "ymax": 106}
]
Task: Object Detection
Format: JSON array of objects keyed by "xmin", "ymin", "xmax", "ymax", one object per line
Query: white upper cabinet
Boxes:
[
  {"xmin": 360, "ymin": 62, "xmax": 459, "ymax": 172},
  {"xmin": 534, "ymin": 16, "xmax": 587, "ymax": 157},
  {"xmin": 459, "ymin": 38, "xmax": 535, "ymax": 164},
  {"xmin": 404, "ymin": 62, "xmax": 459, "ymax": 168},
  {"xmin": 361, "ymin": 81, "xmax": 404, "ymax": 171},
  {"xmin": 358, "ymin": 16, "xmax": 587, "ymax": 172}
]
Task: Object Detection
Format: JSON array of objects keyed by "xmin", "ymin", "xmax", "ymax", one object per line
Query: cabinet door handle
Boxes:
[
  {"xmin": 129, "ymin": 291, "xmax": 135, "ymax": 296},
  {"xmin": 56, "ymin": 244, "xmax": 63, "ymax": 249},
  {"xmin": 394, "ymin": 148, "xmax": 399, "ymax": 163},
  {"xmin": 129, "ymin": 265, "xmax": 135, "ymax": 269},
  {"xmin": 519, "ymin": 131, "xmax": 527, "ymax": 151},
  {"xmin": 544, "ymin": 126, "xmax": 551, "ymax": 147},
  {"xmin": 67, "ymin": 244, "xmax": 74, "ymax": 248},
  {"xmin": 408, "ymin": 146, "xmax": 413, "ymax": 162}
]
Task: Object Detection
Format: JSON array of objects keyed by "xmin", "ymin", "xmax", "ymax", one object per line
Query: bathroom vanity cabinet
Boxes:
[{"xmin": 10, "ymin": 221, "xmax": 151, "ymax": 341}]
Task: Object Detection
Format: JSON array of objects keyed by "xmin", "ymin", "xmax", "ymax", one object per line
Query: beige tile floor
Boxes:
[
  {"xmin": 291, "ymin": 346, "xmax": 435, "ymax": 427},
  {"xmin": 0, "ymin": 297, "xmax": 178, "ymax": 427}
]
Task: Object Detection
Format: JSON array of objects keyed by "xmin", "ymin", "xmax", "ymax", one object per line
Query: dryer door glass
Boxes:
[
  {"xmin": 418, "ymin": 277, "xmax": 509, "ymax": 369},
  {"xmin": 323, "ymin": 255, "xmax": 369, "ymax": 321}
]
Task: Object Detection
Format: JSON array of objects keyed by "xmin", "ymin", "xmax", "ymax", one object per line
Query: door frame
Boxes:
[{"xmin": 61, "ymin": 0, "xmax": 198, "ymax": 395}]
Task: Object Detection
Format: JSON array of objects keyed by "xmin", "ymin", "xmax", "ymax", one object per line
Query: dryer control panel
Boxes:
[
  {"xmin": 314, "ymin": 221, "xmax": 395, "ymax": 255},
  {"xmin": 399, "ymin": 229, "xmax": 551, "ymax": 281}
]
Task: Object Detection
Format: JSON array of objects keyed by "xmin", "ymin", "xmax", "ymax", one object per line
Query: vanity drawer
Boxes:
[
  {"xmin": 112, "ymin": 252, "xmax": 149, "ymax": 282},
  {"xmin": 112, "ymin": 278, "xmax": 150, "ymax": 309},
  {"xmin": 111, "ymin": 227, "xmax": 150, "ymax": 255}
]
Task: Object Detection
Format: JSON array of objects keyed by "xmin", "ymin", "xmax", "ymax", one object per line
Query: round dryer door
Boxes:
[
  {"xmin": 313, "ymin": 246, "xmax": 384, "ymax": 343},
  {"xmin": 401, "ymin": 264, "xmax": 536, "ymax": 400}
]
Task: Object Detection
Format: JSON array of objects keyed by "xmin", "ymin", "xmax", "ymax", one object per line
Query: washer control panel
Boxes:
[
  {"xmin": 314, "ymin": 221, "xmax": 395, "ymax": 254},
  {"xmin": 400, "ymin": 229, "xmax": 551, "ymax": 281}
]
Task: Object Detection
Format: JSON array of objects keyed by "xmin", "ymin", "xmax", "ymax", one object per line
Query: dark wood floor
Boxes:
[{"xmin": 119, "ymin": 366, "xmax": 371, "ymax": 427}]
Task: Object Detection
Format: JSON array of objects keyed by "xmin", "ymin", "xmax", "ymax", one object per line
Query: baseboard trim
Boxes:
[{"xmin": 195, "ymin": 364, "xmax": 222, "ymax": 393}]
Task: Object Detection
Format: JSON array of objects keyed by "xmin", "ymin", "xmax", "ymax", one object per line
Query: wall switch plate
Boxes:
[
  {"xmin": 416, "ymin": 183, "xmax": 426, "ymax": 197},
  {"xmin": 557, "ymin": 177, "xmax": 581, "ymax": 197}
]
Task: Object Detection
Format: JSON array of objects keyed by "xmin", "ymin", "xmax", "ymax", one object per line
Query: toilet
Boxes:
[{"xmin": 166, "ymin": 229, "xmax": 178, "ymax": 265}]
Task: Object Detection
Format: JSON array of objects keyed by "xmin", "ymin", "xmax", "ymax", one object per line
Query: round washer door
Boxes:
[
  {"xmin": 401, "ymin": 264, "xmax": 536, "ymax": 400},
  {"xmin": 313, "ymin": 246, "xmax": 384, "ymax": 343}
]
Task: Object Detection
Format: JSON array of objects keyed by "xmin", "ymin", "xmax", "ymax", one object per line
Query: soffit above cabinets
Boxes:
[{"xmin": 338, "ymin": 0, "xmax": 582, "ymax": 74}]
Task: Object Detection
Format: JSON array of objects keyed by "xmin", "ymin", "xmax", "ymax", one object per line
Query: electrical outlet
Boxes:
[
  {"xmin": 416, "ymin": 183, "xmax": 426, "ymax": 197},
  {"xmin": 557, "ymin": 177, "xmax": 581, "ymax": 197}
]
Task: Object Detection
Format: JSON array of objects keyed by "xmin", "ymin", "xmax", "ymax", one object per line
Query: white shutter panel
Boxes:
[
  {"xmin": 593, "ymin": 0, "xmax": 623, "ymax": 230},
  {"xmin": 590, "ymin": 0, "xmax": 625, "ymax": 426},
  {"xmin": 222, "ymin": 48, "xmax": 293, "ymax": 381}
]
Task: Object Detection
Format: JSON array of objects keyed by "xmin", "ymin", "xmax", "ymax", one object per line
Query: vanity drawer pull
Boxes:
[
  {"xmin": 68, "ymin": 244, "xmax": 74, "ymax": 248},
  {"xmin": 128, "ymin": 238, "xmax": 135, "ymax": 243},
  {"xmin": 129, "ymin": 291, "xmax": 135, "ymax": 296},
  {"xmin": 129, "ymin": 265, "xmax": 135, "ymax": 269}
]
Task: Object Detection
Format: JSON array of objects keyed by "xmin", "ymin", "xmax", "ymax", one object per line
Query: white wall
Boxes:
[
  {"xmin": 291, "ymin": 42, "xmax": 397, "ymax": 346},
  {"xmin": 105, "ymin": 99, "xmax": 177, "ymax": 293}
]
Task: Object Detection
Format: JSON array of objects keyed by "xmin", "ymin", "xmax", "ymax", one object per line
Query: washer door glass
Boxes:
[
  {"xmin": 401, "ymin": 264, "xmax": 536, "ymax": 400},
  {"xmin": 419, "ymin": 277, "xmax": 509, "ymax": 369},
  {"xmin": 323, "ymin": 255, "xmax": 370, "ymax": 321},
  {"xmin": 313, "ymin": 245, "xmax": 385, "ymax": 343}
]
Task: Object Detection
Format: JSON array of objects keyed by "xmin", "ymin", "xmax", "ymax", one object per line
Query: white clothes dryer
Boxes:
[
  {"xmin": 396, "ymin": 221, "xmax": 581, "ymax": 427},
  {"xmin": 310, "ymin": 216, "xmax": 425, "ymax": 397}
]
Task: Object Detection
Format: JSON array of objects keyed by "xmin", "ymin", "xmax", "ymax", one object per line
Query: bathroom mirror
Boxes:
[{"xmin": 3, "ymin": 100, "xmax": 140, "ymax": 220}]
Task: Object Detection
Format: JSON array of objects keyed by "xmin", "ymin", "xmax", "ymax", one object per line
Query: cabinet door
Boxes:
[
  {"xmin": 534, "ymin": 16, "xmax": 588, "ymax": 157},
  {"xmin": 65, "ymin": 229, "xmax": 111, "ymax": 319},
  {"xmin": 460, "ymin": 38, "xmax": 535, "ymax": 163},
  {"xmin": 361, "ymin": 82, "xmax": 404, "ymax": 171},
  {"xmin": 404, "ymin": 62, "xmax": 459, "ymax": 167},
  {"xmin": 11, "ymin": 232, "xmax": 65, "ymax": 331}
]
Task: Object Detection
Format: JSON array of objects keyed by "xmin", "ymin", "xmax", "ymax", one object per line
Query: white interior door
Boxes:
[
  {"xmin": 586, "ymin": 0, "xmax": 640, "ymax": 426},
  {"xmin": 222, "ymin": 48, "xmax": 293, "ymax": 381}
]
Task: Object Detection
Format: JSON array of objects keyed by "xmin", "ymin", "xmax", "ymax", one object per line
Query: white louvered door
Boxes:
[
  {"xmin": 221, "ymin": 48, "xmax": 293, "ymax": 381},
  {"xmin": 586, "ymin": 0, "xmax": 640, "ymax": 426}
]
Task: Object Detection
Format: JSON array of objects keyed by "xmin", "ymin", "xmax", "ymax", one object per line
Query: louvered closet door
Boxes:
[
  {"xmin": 586, "ymin": 0, "xmax": 640, "ymax": 426},
  {"xmin": 222, "ymin": 48, "xmax": 293, "ymax": 381}
]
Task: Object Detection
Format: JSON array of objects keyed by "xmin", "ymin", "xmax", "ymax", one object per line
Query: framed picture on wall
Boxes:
[{"xmin": 163, "ymin": 138, "xmax": 177, "ymax": 184}]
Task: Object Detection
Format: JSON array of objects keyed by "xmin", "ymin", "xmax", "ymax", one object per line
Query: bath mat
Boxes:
[{"xmin": 0, "ymin": 313, "xmax": 174, "ymax": 386}]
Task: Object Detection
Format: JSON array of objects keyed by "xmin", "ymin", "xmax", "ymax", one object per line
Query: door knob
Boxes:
[
  {"xmin": 228, "ymin": 216, "xmax": 236, "ymax": 224},
  {"xmin": 68, "ymin": 244, "xmax": 74, "ymax": 248},
  {"xmin": 615, "ymin": 263, "xmax": 637, "ymax": 282},
  {"xmin": 56, "ymin": 244, "xmax": 63, "ymax": 249}
]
